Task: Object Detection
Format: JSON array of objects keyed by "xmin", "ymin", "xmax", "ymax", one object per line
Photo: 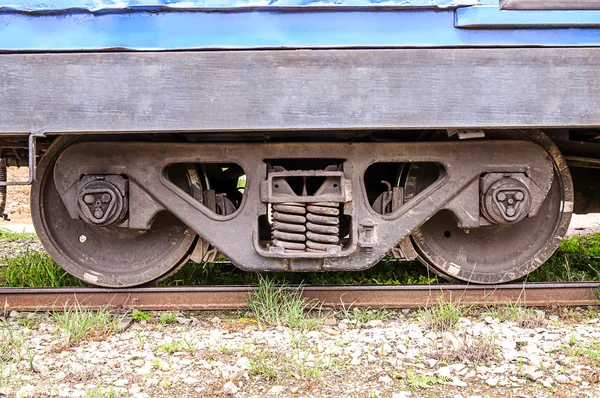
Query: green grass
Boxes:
[
  {"xmin": 247, "ymin": 276, "xmax": 326, "ymax": 330},
  {"xmin": 393, "ymin": 369, "xmax": 449, "ymax": 390},
  {"xmin": 0, "ymin": 250, "xmax": 86, "ymax": 287},
  {"xmin": 51, "ymin": 305, "xmax": 122, "ymax": 348},
  {"xmin": 160, "ymin": 256, "xmax": 439, "ymax": 287},
  {"xmin": 248, "ymin": 338, "xmax": 346, "ymax": 383},
  {"xmin": 131, "ymin": 310, "xmax": 151, "ymax": 322},
  {"xmin": 86, "ymin": 386, "xmax": 117, "ymax": 398},
  {"xmin": 0, "ymin": 228, "xmax": 37, "ymax": 242},
  {"xmin": 527, "ymin": 233, "xmax": 600, "ymax": 282},
  {"xmin": 416, "ymin": 297, "xmax": 468, "ymax": 332},
  {"xmin": 484, "ymin": 304, "xmax": 547, "ymax": 328},
  {"xmin": 0, "ymin": 228, "xmax": 599, "ymax": 288},
  {"xmin": 0, "ymin": 321, "xmax": 35, "ymax": 389},
  {"xmin": 158, "ymin": 313, "xmax": 178, "ymax": 325}
]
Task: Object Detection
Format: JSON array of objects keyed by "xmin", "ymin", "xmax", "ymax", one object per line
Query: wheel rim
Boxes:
[
  {"xmin": 408, "ymin": 130, "xmax": 573, "ymax": 284},
  {"xmin": 31, "ymin": 137, "xmax": 197, "ymax": 287}
]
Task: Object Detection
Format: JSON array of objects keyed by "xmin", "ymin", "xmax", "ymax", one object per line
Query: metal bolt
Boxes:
[
  {"xmin": 84, "ymin": 195, "xmax": 94, "ymax": 204},
  {"xmin": 79, "ymin": 235, "xmax": 87, "ymax": 243},
  {"xmin": 497, "ymin": 192, "xmax": 506, "ymax": 201},
  {"xmin": 515, "ymin": 191, "xmax": 524, "ymax": 201},
  {"xmin": 507, "ymin": 198, "xmax": 514, "ymax": 205},
  {"xmin": 101, "ymin": 193, "xmax": 111, "ymax": 203},
  {"xmin": 506, "ymin": 208, "xmax": 516, "ymax": 216},
  {"xmin": 94, "ymin": 209, "xmax": 104, "ymax": 219}
]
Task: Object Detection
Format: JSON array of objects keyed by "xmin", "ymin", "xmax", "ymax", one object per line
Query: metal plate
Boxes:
[{"xmin": 2, "ymin": 49, "xmax": 600, "ymax": 134}]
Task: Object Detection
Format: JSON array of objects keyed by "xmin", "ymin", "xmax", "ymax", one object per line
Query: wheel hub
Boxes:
[
  {"xmin": 78, "ymin": 175, "xmax": 128, "ymax": 227},
  {"xmin": 481, "ymin": 176, "xmax": 532, "ymax": 224}
]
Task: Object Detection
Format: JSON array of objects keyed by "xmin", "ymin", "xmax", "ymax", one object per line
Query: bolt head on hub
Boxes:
[{"xmin": 481, "ymin": 177, "xmax": 532, "ymax": 224}]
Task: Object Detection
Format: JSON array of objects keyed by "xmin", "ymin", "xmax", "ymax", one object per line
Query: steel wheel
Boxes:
[
  {"xmin": 408, "ymin": 130, "xmax": 573, "ymax": 284},
  {"xmin": 31, "ymin": 137, "xmax": 197, "ymax": 287}
]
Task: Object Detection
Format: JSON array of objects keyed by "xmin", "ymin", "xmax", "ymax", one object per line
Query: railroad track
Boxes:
[{"xmin": 1, "ymin": 282, "xmax": 599, "ymax": 311}]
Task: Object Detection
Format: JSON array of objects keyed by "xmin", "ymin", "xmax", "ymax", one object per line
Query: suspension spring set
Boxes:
[{"xmin": 271, "ymin": 202, "xmax": 341, "ymax": 252}]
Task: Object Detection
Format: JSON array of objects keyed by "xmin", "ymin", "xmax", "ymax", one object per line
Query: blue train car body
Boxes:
[{"xmin": 2, "ymin": 0, "xmax": 600, "ymax": 50}]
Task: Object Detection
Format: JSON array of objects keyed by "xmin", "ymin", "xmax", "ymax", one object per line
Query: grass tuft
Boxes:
[
  {"xmin": 86, "ymin": 385, "xmax": 117, "ymax": 398},
  {"xmin": 417, "ymin": 297, "xmax": 468, "ymax": 333},
  {"xmin": 352, "ymin": 308, "xmax": 391, "ymax": 326},
  {"xmin": 430, "ymin": 333, "xmax": 500, "ymax": 364},
  {"xmin": 51, "ymin": 305, "xmax": 122, "ymax": 348},
  {"xmin": 248, "ymin": 276, "xmax": 326, "ymax": 330},
  {"xmin": 159, "ymin": 313, "xmax": 178, "ymax": 325},
  {"xmin": 485, "ymin": 304, "xmax": 547, "ymax": 328},
  {"xmin": 0, "ymin": 320, "xmax": 36, "ymax": 388},
  {"xmin": 131, "ymin": 310, "xmax": 151, "ymax": 322}
]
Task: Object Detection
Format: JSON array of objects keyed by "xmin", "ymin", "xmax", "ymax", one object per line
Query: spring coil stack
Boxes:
[{"xmin": 271, "ymin": 202, "xmax": 340, "ymax": 252}]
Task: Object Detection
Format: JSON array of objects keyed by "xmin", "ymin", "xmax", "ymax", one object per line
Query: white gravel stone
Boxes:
[
  {"xmin": 378, "ymin": 375, "xmax": 393, "ymax": 384},
  {"xmin": 236, "ymin": 356, "xmax": 250, "ymax": 370},
  {"xmin": 450, "ymin": 378, "xmax": 468, "ymax": 387},
  {"xmin": 367, "ymin": 320, "xmax": 384, "ymax": 328},
  {"xmin": 556, "ymin": 374, "xmax": 570, "ymax": 384},
  {"xmin": 223, "ymin": 380, "xmax": 238, "ymax": 394},
  {"xmin": 485, "ymin": 377, "xmax": 499, "ymax": 387},
  {"xmin": 269, "ymin": 385, "xmax": 284, "ymax": 394}
]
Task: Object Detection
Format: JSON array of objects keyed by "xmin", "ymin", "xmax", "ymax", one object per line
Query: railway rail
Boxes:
[{"xmin": 1, "ymin": 282, "xmax": 598, "ymax": 312}]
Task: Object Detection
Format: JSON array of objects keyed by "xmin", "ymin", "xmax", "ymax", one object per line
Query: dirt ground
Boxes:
[{"xmin": 4, "ymin": 167, "xmax": 30, "ymax": 222}]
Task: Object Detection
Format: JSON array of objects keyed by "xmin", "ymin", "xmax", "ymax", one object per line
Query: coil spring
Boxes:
[
  {"xmin": 271, "ymin": 201, "xmax": 340, "ymax": 252},
  {"xmin": 306, "ymin": 202, "xmax": 340, "ymax": 251},
  {"xmin": 272, "ymin": 203, "xmax": 307, "ymax": 251}
]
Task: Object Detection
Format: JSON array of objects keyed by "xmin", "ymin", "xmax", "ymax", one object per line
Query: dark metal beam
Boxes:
[{"xmin": 2, "ymin": 48, "xmax": 600, "ymax": 134}]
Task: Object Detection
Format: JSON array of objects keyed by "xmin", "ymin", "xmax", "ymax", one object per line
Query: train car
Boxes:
[{"xmin": 1, "ymin": 0, "xmax": 599, "ymax": 287}]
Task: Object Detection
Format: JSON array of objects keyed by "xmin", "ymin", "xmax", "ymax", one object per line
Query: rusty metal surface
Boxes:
[
  {"xmin": 1, "ymin": 283, "xmax": 598, "ymax": 311},
  {"xmin": 50, "ymin": 140, "xmax": 553, "ymax": 279}
]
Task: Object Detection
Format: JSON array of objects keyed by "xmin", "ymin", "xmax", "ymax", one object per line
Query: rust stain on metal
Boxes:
[{"xmin": 0, "ymin": 283, "xmax": 598, "ymax": 311}]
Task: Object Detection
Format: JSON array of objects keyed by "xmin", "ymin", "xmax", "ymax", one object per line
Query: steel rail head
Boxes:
[{"xmin": 1, "ymin": 283, "xmax": 598, "ymax": 311}]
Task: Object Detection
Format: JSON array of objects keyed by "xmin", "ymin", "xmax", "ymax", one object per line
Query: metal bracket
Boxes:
[
  {"xmin": 0, "ymin": 132, "xmax": 45, "ymax": 186},
  {"xmin": 261, "ymin": 169, "xmax": 348, "ymax": 204}
]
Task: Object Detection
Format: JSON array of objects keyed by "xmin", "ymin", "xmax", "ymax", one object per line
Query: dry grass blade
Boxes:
[{"xmin": 430, "ymin": 333, "xmax": 500, "ymax": 364}]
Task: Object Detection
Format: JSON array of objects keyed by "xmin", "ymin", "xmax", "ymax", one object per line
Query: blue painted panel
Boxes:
[
  {"xmin": 1, "ymin": 9, "xmax": 600, "ymax": 50},
  {"xmin": 0, "ymin": 0, "xmax": 492, "ymax": 13},
  {"xmin": 457, "ymin": 6, "xmax": 600, "ymax": 27}
]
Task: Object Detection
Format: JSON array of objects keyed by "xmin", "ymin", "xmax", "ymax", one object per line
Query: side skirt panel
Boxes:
[{"xmin": 1, "ymin": 48, "xmax": 600, "ymax": 134}]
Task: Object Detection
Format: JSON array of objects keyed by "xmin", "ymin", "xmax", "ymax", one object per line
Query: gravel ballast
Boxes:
[{"xmin": 3, "ymin": 308, "xmax": 600, "ymax": 398}]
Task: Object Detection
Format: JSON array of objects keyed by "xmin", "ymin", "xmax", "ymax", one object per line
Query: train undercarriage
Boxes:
[
  {"xmin": 2, "ymin": 48, "xmax": 600, "ymax": 287},
  {"xmin": 2, "ymin": 128, "xmax": 594, "ymax": 287}
]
